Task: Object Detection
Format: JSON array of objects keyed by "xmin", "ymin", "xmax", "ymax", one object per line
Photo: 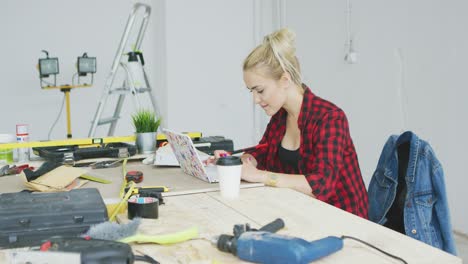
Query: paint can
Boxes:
[
  {"xmin": 16, "ymin": 124, "xmax": 29, "ymax": 162},
  {"xmin": 0, "ymin": 134, "xmax": 16, "ymax": 165}
]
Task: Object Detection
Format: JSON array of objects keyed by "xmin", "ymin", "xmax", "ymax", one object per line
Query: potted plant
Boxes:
[{"xmin": 132, "ymin": 109, "xmax": 161, "ymax": 154}]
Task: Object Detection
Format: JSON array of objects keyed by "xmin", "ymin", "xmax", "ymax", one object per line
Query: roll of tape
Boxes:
[{"xmin": 128, "ymin": 196, "xmax": 159, "ymax": 219}]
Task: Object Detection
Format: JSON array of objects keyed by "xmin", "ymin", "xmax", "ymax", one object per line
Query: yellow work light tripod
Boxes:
[
  {"xmin": 38, "ymin": 50, "xmax": 96, "ymax": 138},
  {"xmin": 43, "ymin": 84, "xmax": 91, "ymax": 138}
]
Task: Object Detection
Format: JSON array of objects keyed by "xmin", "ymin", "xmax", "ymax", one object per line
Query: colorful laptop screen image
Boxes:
[{"xmin": 163, "ymin": 129, "xmax": 219, "ymax": 183}]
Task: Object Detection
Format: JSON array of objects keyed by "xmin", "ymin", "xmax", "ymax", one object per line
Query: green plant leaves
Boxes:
[{"xmin": 131, "ymin": 109, "xmax": 161, "ymax": 133}]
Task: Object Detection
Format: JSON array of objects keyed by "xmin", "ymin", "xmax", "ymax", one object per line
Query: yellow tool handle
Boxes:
[
  {"xmin": 131, "ymin": 186, "xmax": 170, "ymax": 193},
  {"xmin": 79, "ymin": 174, "xmax": 112, "ymax": 184},
  {"xmin": 119, "ymin": 226, "xmax": 199, "ymax": 244}
]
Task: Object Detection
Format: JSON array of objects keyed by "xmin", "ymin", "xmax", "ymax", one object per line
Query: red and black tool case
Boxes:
[{"xmin": 0, "ymin": 188, "xmax": 108, "ymax": 248}]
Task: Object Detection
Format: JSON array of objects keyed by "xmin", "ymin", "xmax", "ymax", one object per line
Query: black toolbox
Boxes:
[
  {"xmin": 193, "ymin": 136, "xmax": 234, "ymax": 155},
  {"xmin": 0, "ymin": 188, "xmax": 108, "ymax": 248},
  {"xmin": 32, "ymin": 142, "xmax": 137, "ymax": 162}
]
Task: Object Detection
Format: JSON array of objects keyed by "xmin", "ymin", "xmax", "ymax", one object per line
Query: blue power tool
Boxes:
[
  {"xmin": 237, "ymin": 232, "xmax": 343, "ymax": 264},
  {"xmin": 216, "ymin": 218, "xmax": 343, "ymax": 264}
]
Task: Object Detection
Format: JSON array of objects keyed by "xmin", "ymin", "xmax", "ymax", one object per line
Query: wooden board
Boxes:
[{"xmin": 121, "ymin": 187, "xmax": 461, "ymax": 264}]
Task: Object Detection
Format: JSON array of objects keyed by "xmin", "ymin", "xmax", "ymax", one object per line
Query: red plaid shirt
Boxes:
[{"xmin": 248, "ymin": 85, "xmax": 368, "ymax": 218}]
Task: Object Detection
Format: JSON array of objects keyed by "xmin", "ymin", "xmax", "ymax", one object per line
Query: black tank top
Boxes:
[{"xmin": 278, "ymin": 144, "xmax": 300, "ymax": 167}]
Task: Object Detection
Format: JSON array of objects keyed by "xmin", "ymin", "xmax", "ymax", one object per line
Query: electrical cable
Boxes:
[
  {"xmin": 134, "ymin": 254, "xmax": 160, "ymax": 264},
  {"xmin": 395, "ymin": 48, "xmax": 408, "ymax": 131},
  {"xmin": 341, "ymin": 235, "xmax": 408, "ymax": 264},
  {"xmin": 344, "ymin": 0, "xmax": 357, "ymax": 63},
  {"xmin": 346, "ymin": 0, "xmax": 351, "ymax": 47},
  {"xmin": 46, "ymin": 72, "xmax": 79, "ymax": 140},
  {"xmin": 47, "ymin": 93, "xmax": 66, "ymax": 140},
  {"xmin": 41, "ymin": 79, "xmax": 55, "ymax": 87},
  {"xmin": 71, "ymin": 72, "xmax": 78, "ymax": 86}
]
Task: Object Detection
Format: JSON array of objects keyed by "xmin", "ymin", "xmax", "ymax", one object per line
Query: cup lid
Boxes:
[{"xmin": 216, "ymin": 156, "xmax": 242, "ymax": 166}]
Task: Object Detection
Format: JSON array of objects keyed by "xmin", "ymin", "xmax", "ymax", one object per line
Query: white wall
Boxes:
[
  {"xmin": 284, "ymin": 0, "xmax": 468, "ymax": 233},
  {"xmin": 0, "ymin": 0, "xmax": 162, "ymax": 139},
  {"xmin": 163, "ymin": 0, "xmax": 255, "ymax": 148},
  {"xmin": 0, "ymin": 0, "xmax": 466, "ymax": 234}
]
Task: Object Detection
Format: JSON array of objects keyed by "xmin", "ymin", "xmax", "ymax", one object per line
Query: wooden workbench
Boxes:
[
  {"xmin": 0, "ymin": 161, "xmax": 262, "ymax": 199},
  {"xmin": 128, "ymin": 187, "xmax": 461, "ymax": 263},
  {"xmin": 0, "ymin": 162, "xmax": 462, "ymax": 263}
]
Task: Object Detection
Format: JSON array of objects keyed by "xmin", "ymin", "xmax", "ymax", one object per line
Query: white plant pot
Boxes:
[{"xmin": 135, "ymin": 132, "xmax": 157, "ymax": 154}]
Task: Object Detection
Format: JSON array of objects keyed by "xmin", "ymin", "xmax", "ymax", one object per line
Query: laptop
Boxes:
[{"xmin": 163, "ymin": 129, "xmax": 219, "ymax": 183}]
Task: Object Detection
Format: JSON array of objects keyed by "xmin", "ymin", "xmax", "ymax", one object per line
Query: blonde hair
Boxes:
[{"xmin": 243, "ymin": 28, "xmax": 302, "ymax": 86}]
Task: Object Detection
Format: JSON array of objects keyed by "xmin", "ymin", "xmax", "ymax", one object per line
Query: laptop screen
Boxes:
[{"xmin": 163, "ymin": 129, "xmax": 217, "ymax": 183}]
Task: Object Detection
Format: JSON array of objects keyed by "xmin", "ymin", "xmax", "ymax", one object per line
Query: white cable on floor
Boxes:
[{"xmin": 395, "ymin": 48, "xmax": 408, "ymax": 132}]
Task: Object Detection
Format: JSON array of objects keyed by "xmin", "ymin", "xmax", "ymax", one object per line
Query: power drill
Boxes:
[{"xmin": 216, "ymin": 218, "xmax": 344, "ymax": 264}]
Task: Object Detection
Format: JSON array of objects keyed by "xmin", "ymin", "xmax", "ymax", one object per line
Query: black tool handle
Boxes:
[
  {"xmin": 137, "ymin": 51, "xmax": 145, "ymax": 66},
  {"xmin": 258, "ymin": 218, "xmax": 285, "ymax": 233},
  {"xmin": 46, "ymin": 237, "xmax": 135, "ymax": 263},
  {"xmin": 23, "ymin": 161, "xmax": 61, "ymax": 181},
  {"xmin": 124, "ymin": 187, "xmax": 166, "ymax": 193}
]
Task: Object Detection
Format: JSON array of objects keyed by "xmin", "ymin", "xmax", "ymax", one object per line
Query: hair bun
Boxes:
[
  {"xmin": 265, "ymin": 28, "xmax": 296, "ymax": 55},
  {"xmin": 244, "ymin": 28, "xmax": 302, "ymax": 86}
]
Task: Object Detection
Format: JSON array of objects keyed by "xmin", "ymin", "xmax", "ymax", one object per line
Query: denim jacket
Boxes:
[{"xmin": 368, "ymin": 131, "xmax": 457, "ymax": 255}]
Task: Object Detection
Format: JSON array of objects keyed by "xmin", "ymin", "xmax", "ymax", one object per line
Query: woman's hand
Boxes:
[
  {"xmin": 241, "ymin": 156, "xmax": 266, "ymax": 183},
  {"xmin": 214, "ymin": 150, "xmax": 230, "ymax": 158},
  {"xmin": 203, "ymin": 150, "xmax": 231, "ymax": 165}
]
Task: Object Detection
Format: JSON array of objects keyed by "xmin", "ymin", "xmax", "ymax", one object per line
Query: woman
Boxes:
[{"xmin": 216, "ymin": 28, "xmax": 368, "ymax": 218}]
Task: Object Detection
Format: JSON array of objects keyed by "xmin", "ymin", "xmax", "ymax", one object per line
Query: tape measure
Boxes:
[{"xmin": 125, "ymin": 170, "xmax": 143, "ymax": 183}]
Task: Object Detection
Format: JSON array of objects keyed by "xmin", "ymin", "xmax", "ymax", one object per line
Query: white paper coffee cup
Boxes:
[{"xmin": 216, "ymin": 156, "xmax": 242, "ymax": 199}]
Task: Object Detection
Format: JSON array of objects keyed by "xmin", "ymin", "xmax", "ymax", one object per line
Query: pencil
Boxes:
[{"xmin": 230, "ymin": 143, "xmax": 268, "ymax": 155}]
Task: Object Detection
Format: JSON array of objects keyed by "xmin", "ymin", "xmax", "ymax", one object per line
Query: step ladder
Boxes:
[{"xmin": 88, "ymin": 3, "xmax": 161, "ymax": 137}]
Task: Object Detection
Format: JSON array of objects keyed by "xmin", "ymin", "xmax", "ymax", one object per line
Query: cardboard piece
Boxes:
[{"xmin": 22, "ymin": 165, "xmax": 88, "ymax": 192}]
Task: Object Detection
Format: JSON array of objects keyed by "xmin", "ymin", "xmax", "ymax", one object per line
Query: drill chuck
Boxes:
[
  {"xmin": 216, "ymin": 218, "xmax": 285, "ymax": 256},
  {"xmin": 216, "ymin": 234, "xmax": 237, "ymax": 255}
]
